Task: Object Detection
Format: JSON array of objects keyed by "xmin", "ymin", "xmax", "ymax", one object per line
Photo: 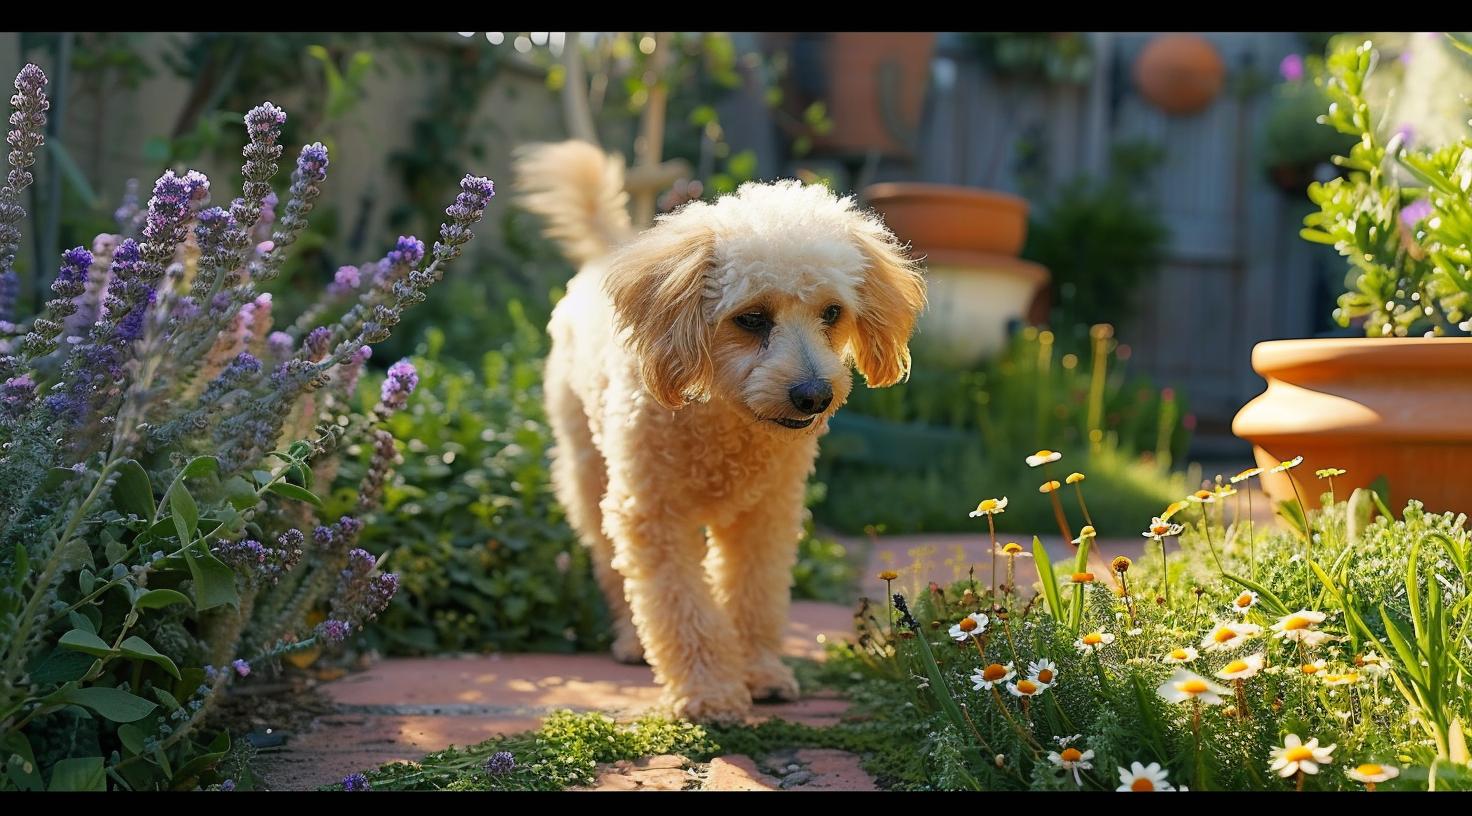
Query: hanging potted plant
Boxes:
[
  {"xmin": 1259, "ymin": 53, "xmax": 1356, "ymax": 195},
  {"xmin": 1233, "ymin": 39, "xmax": 1472, "ymax": 517}
]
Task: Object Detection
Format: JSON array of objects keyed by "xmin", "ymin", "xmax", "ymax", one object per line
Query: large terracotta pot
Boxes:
[
  {"xmin": 1232, "ymin": 338, "xmax": 1472, "ymax": 516},
  {"xmin": 864, "ymin": 183, "xmax": 1048, "ymax": 365},
  {"xmin": 769, "ymin": 32, "xmax": 937, "ymax": 158}
]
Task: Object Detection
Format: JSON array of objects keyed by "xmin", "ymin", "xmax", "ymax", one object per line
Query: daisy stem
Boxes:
[
  {"xmin": 1119, "ymin": 572, "xmax": 1137, "ymax": 628},
  {"xmin": 1006, "ymin": 554, "xmax": 1015, "ymax": 601},
  {"xmin": 1191, "ymin": 698, "xmax": 1204, "ymax": 788},
  {"xmin": 1001, "ymin": 614, "xmax": 1021, "ymax": 665},
  {"xmin": 1247, "ymin": 484, "xmax": 1256, "ymax": 582},
  {"xmin": 987, "ymin": 515, "xmax": 998, "ymax": 607},
  {"xmin": 1073, "ymin": 484, "xmax": 1095, "ymax": 528},
  {"xmin": 1048, "ymin": 490, "xmax": 1073, "ymax": 546},
  {"xmin": 990, "ymin": 686, "xmax": 1043, "ymax": 754},
  {"xmin": 1235, "ymin": 678, "xmax": 1250, "ymax": 720},
  {"xmin": 1285, "ymin": 472, "xmax": 1311, "ymax": 598},
  {"xmin": 1199, "ymin": 505, "xmax": 1226, "ymax": 577},
  {"xmin": 970, "ymin": 633, "xmax": 986, "ymax": 662},
  {"xmin": 1160, "ymin": 538, "xmax": 1171, "ymax": 609},
  {"xmin": 884, "ymin": 578, "xmax": 894, "ymax": 643},
  {"xmin": 1328, "ymin": 476, "xmax": 1336, "ymax": 506},
  {"xmin": 1296, "ymin": 769, "xmax": 1305, "ymax": 792}
]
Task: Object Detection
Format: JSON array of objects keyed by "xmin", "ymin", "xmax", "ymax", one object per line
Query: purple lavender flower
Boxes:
[
  {"xmin": 312, "ymin": 524, "xmax": 335, "ymax": 550},
  {"xmin": 245, "ymin": 102, "xmax": 287, "ymax": 139},
  {"xmin": 385, "ymin": 235, "xmax": 424, "ymax": 268},
  {"xmin": 305, "ymin": 326, "xmax": 332, "ymax": 361},
  {"xmin": 0, "ymin": 65, "xmax": 50, "ymax": 323},
  {"xmin": 330, "ymin": 265, "xmax": 360, "ymax": 295},
  {"xmin": 1279, "ymin": 53, "xmax": 1304, "ymax": 82},
  {"xmin": 1401, "ymin": 198, "xmax": 1434, "ymax": 229},
  {"xmin": 337, "ymin": 344, "xmax": 372, "ymax": 396},
  {"xmin": 432, "ymin": 176, "xmax": 496, "ymax": 264},
  {"xmin": 337, "ymin": 515, "xmax": 364, "ymax": 539},
  {"xmin": 368, "ymin": 573, "xmax": 399, "ymax": 616},
  {"xmin": 379, "ymin": 359, "xmax": 419, "ymax": 411},
  {"xmin": 15, "ymin": 246, "xmax": 92, "ymax": 361},
  {"xmin": 1, "ymin": 375, "xmax": 35, "ymax": 418},
  {"xmin": 204, "ymin": 664, "xmax": 219, "ymax": 682},
  {"xmin": 316, "ymin": 619, "xmax": 352, "ymax": 644},
  {"xmin": 216, "ymin": 538, "xmax": 269, "ymax": 570},
  {"xmin": 220, "ymin": 779, "xmax": 236, "ymax": 792},
  {"xmin": 344, "ymin": 548, "xmax": 376, "ymax": 577},
  {"xmin": 484, "ymin": 751, "xmax": 515, "ymax": 775},
  {"xmin": 298, "ymin": 142, "xmax": 329, "ymax": 181},
  {"xmin": 231, "ymin": 659, "xmax": 251, "ymax": 678},
  {"xmin": 342, "ymin": 773, "xmax": 370, "ymax": 792},
  {"xmin": 267, "ymin": 330, "xmax": 294, "ymax": 360}
]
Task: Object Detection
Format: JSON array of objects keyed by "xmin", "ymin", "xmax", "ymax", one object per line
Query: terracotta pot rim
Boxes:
[
  {"xmin": 862, "ymin": 182, "xmax": 1029, "ymax": 212},
  {"xmin": 916, "ymin": 250, "xmax": 1049, "ymax": 281},
  {"xmin": 1253, "ymin": 336, "xmax": 1472, "ymax": 376}
]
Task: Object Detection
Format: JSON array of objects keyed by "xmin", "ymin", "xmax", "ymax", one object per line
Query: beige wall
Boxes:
[{"xmin": 7, "ymin": 32, "xmax": 569, "ymax": 267}]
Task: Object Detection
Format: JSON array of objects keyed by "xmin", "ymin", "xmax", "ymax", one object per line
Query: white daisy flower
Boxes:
[
  {"xmin": 1117, "ymin": 761, "xmax": 1175, "ymax": 792},
  {"xmin": 1163, "ymin": 646, "xmax": 1199, "ymax": 664},
  {"xmin": 1215, "ymin": 653, "xmax": 1265, "ymax": 681},
  {"xmin": 1048, "ymin": 746, "xmax": 1095, "ymax": 786},
  {"xmin": 947, "ymin": 612, "xmax": 989, "ymax": 641},
  {"xmin": 1026, "ymin": 449, "xmax": 1062, "ymax": 467},
  {"xmin": 1075, "ymin": 631, "xmax": 1115, "ymax": 654},
  {"xmin": 1271, "ymin": 610, "xmax": 1328, "ymax": 643},
  {"xmin": 1200, "ymin": 621, "xmax": 1263, "ymax": 653},
  {"xmin": 971, "ymin": 662, "xmax": 1016, "ymax": 691},
  {"xmin": 1229, "ymin": 590, "xmax": 1259, "ymax": 615},
  {"xmin": 1007, "ymin": 677, "xmax": 1047, "ymax": 697},
  {"xmin": 1270, "ymin": 455, "xmax": 1305, "ymax": 474},
  {"xmin": 969, "ymin": 497, "xmax": 1008, "ymax": 517},
  {"xmin": 1269, "ymin": 734, "xmax": 1335, "ymax": 778},
  {"xmin": 1157, "ymin": 668, "xmax": 1230, "ymax": 705},
  {"xmin": 1142, "ymin": 517, "xmax": 1184, "ymax": 541},
  {"xmin": 1346, "ymin": 763, "xmax": 1399, "ymax": 788},
  {"xmin": 1027, "ymin": 658, "xmax": 1059, "ymax": 687}
]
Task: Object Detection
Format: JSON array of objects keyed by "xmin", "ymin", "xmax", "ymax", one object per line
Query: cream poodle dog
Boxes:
[{"xmin": 513, "ymin": 141, "xmax": 926, "ymax": 722}]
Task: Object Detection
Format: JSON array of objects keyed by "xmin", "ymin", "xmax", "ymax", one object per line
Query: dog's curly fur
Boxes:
[{"xmin": 514, "ymin": 141, "xmax": 926, "ymax": 722}]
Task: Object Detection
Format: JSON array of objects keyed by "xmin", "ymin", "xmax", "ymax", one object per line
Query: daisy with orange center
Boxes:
[
  {"xmin": 1216, "ymin": 653, "xmax": 1265, "ymax": 681},
  {"xmin": 1200, "ymin": 621, "xmax": 1262, "ymax": 653},
  {"xmin": 1271, "ymin": 610, "xmax": 1328, "ymax": 644},
  {"xmin": 971, "ymin": 497, "xmax": 1007, "ymax": 604},
  {"xmin": 1345, "ymin": 763, "xmax": 1398, "ymax": 790},
  {"xmin": 1117, "ymin": 761, "xmax": 1175, "ymax": 792},
  {"xmin": 1070, "ymin": 572, "xmax": 1094, "ymax": 584},
  {"xmin": 971, "ymin": 662, "xmax": 1016, "ymax": 691},
  {"xmin": 1026, "ymin": 450, "xmax": 1062, "ymax": 467},
  {"xmin": 1322, "ymin": 672, "xmax": 1360, "ymax": 687},
  {"xmin": 1048, "ymin": 745, "xmax": 1094, "ymax": 786},
  {"xmin": 1006, "ymin": 677, "xmax": 1046, "ymax": 698},
  {"xmin": 1230, "ymin": 590, "xmax": 1259, "ymax": 615},
  {"xmin": 1269, "ymin": 734, "xmax": 1335, "ymax": 789},
  {"xmin": 1027, "ymin": 658, "xmax": 1059, "ymax": 687},
  {"xmin": 947, "ymin": 612, "xmax": 989, "ymax": 642},
  {"xmin": 1074, "ymin": 631, "xmax": 1115, "ymax": 654},
  {"xmin": 1164, "ymin": 646, "xmax": 1199, "ymax": 664},
  {"xmin": 1299, "ymin": 660, "xmax": 1325, "ymax": 675}
]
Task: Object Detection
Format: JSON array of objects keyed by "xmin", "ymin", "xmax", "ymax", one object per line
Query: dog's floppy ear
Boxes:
[
  {"xmin": 849, "ymin": 215, "xmax": 927, "ymax": 388},
  {"xmin": 602, "ymin": 216, "xmax": 717, "ymax": 409}
]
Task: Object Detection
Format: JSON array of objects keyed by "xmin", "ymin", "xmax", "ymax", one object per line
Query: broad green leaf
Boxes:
[
  {"xmin": 266, "ymin": 481, "xmax": 323, "ymax": 508},
  {"xmin": 180, "ymin": 456, "xmax": 219, "ymax": 479},
  {"xmin": 1222, "ymin": 572, "xmax": 1291, "ymax": 617},
  {"xmin": 29, "ymin": 648, "xmax": 94, "ymax": 685},
  {"xmin": 1, "ymin": 731, "xmax": 42, "ymax": 790},
  {"xmin": 48, "ymin": 756, "xmax": 105, "ymax": 791},
  {"xmin": 58, "ymin": 628, "xmax": 114, "ymax": 658},
  {"xmin": 1031, "ymin": 536, "xmax": 1062, "ymax": 619},
  {"xmin": 170, "ymin": 483, "xmax": 199, "ymax": 544},
  {"xmin": 113, "ymin": 459, "xmax": 155, "ymax": 520},
  {"xmin": 59, "ymin": 686, "xmax": 157, "ymax": 723},
  {"xmin": 119, "ymin": 636, "xmax": 180, "ymax": 679},
  {"xmin": 223, "ymin": 475, "xmax": 259, "ymax": 510},
  {"xmin": 134, "ymin": 589, "xmax": 191, "ymax": 610},
  {"xmin": 38, "ymin": 466, "xmax": 81, "ymax": 494},
  {"xmin": 117, "ymin": 723, "xmax": 147, "ymax": 755},
  {"xmin": 183, "ymin": 541, "xmax": 239, "ymax": 611}
]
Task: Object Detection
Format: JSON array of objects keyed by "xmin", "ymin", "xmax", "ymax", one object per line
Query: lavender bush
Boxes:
[{"xmin": 0, "ymin": 64, "xmax": 494, "ymax": 791}]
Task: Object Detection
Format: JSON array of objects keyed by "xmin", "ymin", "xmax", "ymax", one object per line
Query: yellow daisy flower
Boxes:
[
  {"xmin": 1026, "ymin": 450, "xmax": 1062, "ymax": 467},
  {"xmin": 969, "ymin": 497, "xmax": 1008, "ymax": 517}
]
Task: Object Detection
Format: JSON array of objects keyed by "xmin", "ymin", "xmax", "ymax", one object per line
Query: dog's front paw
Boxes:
[
  {"xmin": 671, "ymin": 682, "xmax": 752, "ymax": 724},
  {"xmin": 610, "ymin": 631, "xmax": 647, "ymax": 665},
  {"xmin": 745, "ymin": 656, "xmax": 800, "ymax": 702}
]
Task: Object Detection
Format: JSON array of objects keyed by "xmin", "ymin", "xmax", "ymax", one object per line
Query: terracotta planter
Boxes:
[
  {"xmin": 864, "ymin": 183, "xmax": 1048, "ymax": 365},
  {"xmin": 1232, "ymin": 338, "xmax": 1472, "ymax": 516},
  {"xmin": 770, "ymin": 32, "xmax": 937, "ymax": 158}
]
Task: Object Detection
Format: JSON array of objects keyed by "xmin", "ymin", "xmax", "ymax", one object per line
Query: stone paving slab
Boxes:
[{"xmin": 254, "ymin": 600, "xmax": 856, "ymax": 791}]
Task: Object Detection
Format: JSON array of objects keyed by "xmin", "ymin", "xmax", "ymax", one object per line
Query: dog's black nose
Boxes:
[{"xmin": 788, "ymin": 380, "xmax": 833, "ymax": 415}]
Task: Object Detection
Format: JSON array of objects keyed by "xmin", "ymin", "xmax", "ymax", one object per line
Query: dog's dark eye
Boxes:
[
  {"xmin": 821, "ymin": 304, "xmax": 841, "ymax": 325},
  {"xmin": 734, "ymin": 312, "xmax": 772, "ymax": 333}
]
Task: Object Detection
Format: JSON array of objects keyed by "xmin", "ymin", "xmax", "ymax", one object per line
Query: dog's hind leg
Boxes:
[
  {"xmin": 707, "ymin": 489, "xmax": 805, "ymax": 702},
  {"xmin": 545, "ymin": 383, "xmax": 644, "ymax": 664}
]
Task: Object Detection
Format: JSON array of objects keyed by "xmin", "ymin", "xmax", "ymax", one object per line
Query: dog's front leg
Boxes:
[
  {"xmin": 708, "ymin": 487, "xmax": 805, "ymax": 702},
  {"xmin": 603, "ymin": 494, "xmax": 752, "ymax": 723}
]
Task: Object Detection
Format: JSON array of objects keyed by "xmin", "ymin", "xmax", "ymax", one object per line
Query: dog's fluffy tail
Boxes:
[{"xmin": 512, "ymin": 140, "xmax": 633, "ymax": 266}]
